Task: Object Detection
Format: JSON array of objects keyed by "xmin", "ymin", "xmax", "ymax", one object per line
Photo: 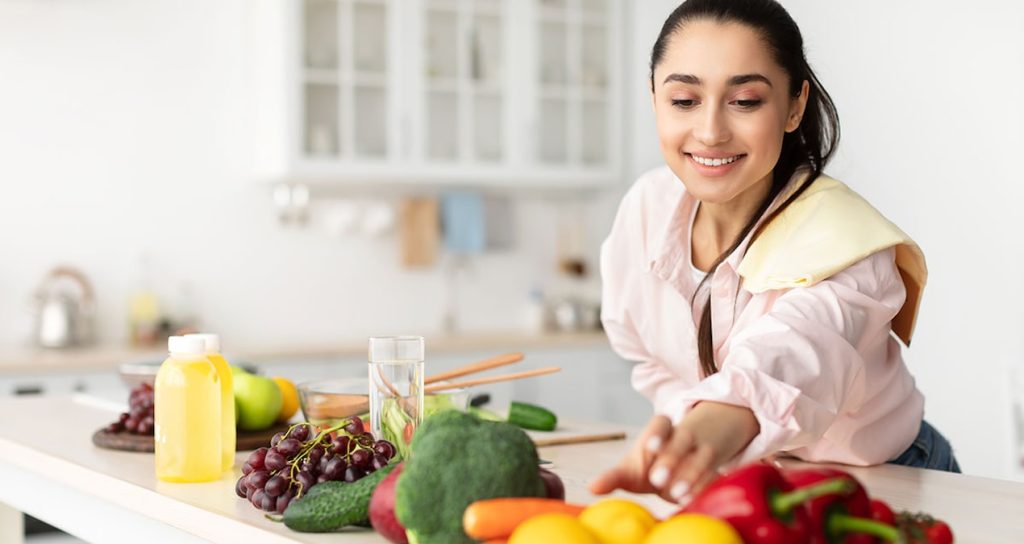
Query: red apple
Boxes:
[
  {"xmin": 369, "ymin": 463, "xmax": 407, "ymax": 544},
  {"xmin": 539, "ymin": 467, "xmax": 565, "ymax": 500}
]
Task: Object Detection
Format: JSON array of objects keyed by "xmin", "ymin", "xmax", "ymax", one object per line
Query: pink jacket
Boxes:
[{"xmin": 600, "ymin": 166, "xmax": 924, "ymax": 467}]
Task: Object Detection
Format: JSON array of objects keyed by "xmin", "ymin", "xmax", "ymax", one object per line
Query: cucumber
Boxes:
[
  {"xmin": 283, "ymin": 463, "xmax": 396, "ymax": 532},
  {"xmin": 507, "ymin": 401, "xmax": 557, "ymax": 431}
]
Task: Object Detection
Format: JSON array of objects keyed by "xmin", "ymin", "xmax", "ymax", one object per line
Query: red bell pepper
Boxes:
[
  {"xmin": 895, "ymin": 511, "xmax": 954, "ymax": 544},
  {"xmin": 783, "ymin": 468, "xmax": 903, "ymax": 544},
  {"xmin": 870, "ymin": 499, "xmax": 896, "ymax": 526},
  {"xmin": 680, "ymin": 462, "xmax": 858, "ymax": 544}
]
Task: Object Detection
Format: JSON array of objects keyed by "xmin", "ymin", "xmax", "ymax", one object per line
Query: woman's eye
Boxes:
[
  {"xmin": 671, "ymin": 99, "xmax": 696, "ymax": 109},
  {"xmin": 734, "ymin": 99, "xmax": 762, "ymax": 109}
]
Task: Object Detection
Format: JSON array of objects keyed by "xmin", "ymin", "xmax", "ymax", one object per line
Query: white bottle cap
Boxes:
[
  {"xmin": 168, "ymin": 335, "xmax": 205, "ymax": 355},
  {"xmin": 186, "ymin": 333, "xmax": 221, "ymax": 353}
]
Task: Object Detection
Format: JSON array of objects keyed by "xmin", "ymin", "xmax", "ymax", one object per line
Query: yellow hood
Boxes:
[{"xmin": 737, "ymin": 175, "xmax": 926, "ymax": 346}]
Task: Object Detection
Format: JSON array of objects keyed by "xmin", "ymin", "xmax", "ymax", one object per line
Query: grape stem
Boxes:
[{"xmin": 283, "ymin": 420, "xmax": 362, "ymax": 498}]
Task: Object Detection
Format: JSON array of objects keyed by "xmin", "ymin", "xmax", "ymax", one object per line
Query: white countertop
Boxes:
[
  {"xmin": 0, "ymin": 330, "xmax": 609, "ymax": 375},
  {"xmin": 2, "ymin": 395, "xmax": 1022, "ymax": 543}
]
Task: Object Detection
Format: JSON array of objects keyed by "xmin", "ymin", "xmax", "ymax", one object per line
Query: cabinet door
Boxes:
[
  {"xmin": 299, "ymin": 0, "xmax": 397, "ymax": 161},
  {"xmin": 532, "ymin": 0, "xmax": 618, "ymax": 170},
  {"xmin": 416, "ymin": 0, "xmax": 508, "ymax": 166}
]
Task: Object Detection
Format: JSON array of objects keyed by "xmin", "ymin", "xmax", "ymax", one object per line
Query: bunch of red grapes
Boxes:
[
  {"xmin": 235, "ymin": 417, "xmax": 397, "ymax": 514},
  {"xmin": 105, "ymin": 382, "xmax": 155, "ymax": 435}
]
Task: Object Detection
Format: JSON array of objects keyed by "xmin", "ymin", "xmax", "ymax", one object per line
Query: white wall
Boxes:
[
  {"xmin": 628, "ymin": 1, "xmax": 1024, "ymax": 480},
  {"xmin": 0, "ymin": 0, "xmax": 604, "ymax": 351}
]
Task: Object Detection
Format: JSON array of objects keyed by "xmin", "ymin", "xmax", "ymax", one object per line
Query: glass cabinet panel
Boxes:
[
  {"xmin": 301, "ymin": 0, "xmax": 391, "ymax": 160},
  {"xmin": 353, "ymin": 3, "xmax": 388, "ymax": 74},
  {"xmin": 427, "ymin": 91, "xmax": 459, "ymax": 160},
  {"xmin": 533, "ymin": 0, "xmax": 610, "ymax": 167},
  {"xmin": 304, "ymin": 0, "xmax": 338, "ymax": 69},
  {"xmin": 422, "ymin": 0, "xmax": 506, "ymax": 164},
  {"xmin": 304, "ymin": 83, "xmax": 340, "ymax": 156}
]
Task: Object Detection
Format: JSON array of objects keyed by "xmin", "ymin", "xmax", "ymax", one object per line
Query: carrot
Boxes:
[{"xmin": 463, "ymin": 498, "xmax": 587, "ymax": 540}]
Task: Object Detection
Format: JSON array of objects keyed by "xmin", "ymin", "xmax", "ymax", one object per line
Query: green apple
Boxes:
[{"xmin": 233, "ymin": 372, "xmax": 282, "ymax": 431}]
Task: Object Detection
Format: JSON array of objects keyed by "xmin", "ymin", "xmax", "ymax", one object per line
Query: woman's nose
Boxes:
[{"xmin": 694, "ymin": 105, "xmax": 731, "ymax": 145}]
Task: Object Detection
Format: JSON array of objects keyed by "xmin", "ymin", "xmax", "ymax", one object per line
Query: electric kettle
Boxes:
[{"xmin": 33, "ymin": 266, "xmax": 96, "ymax": 348}]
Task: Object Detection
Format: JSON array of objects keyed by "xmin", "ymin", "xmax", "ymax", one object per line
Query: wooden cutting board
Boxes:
[
  {"xmin": 526, "ymin": 419, "xmax": 629, "ymax": 447},
  {"xmin": 92, "ymin": 422, "xmax": 294, "ymax": 453}
]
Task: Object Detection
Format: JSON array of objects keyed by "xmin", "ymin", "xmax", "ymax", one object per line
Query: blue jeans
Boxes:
[{"xmin": 887, "ymin": 419, "xmax": 961, "ymax": 473}]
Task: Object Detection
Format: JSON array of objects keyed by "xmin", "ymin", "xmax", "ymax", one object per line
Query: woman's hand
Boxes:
[
  {"xmin": 588, "ymin": 415, "xmax": 673, "ymax": 498},
  {"xmin": 590, "ymin": 401, "xmax": 760, "ymax": 503}
]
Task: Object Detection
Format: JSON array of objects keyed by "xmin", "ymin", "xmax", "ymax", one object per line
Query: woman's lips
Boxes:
[{"xmin": 686, "ymin": 153, "xmax": 746, "ymax": 178}]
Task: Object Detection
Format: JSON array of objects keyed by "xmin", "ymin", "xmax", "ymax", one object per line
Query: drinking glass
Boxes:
[{"xmin": 368, "ymin": 336, "xmax": 424, "ymax": 458}]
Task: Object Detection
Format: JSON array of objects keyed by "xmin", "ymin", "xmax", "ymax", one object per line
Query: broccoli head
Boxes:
[{"xmin": 394, "ymin": 410, "xmax": 546, "ymax": 544}]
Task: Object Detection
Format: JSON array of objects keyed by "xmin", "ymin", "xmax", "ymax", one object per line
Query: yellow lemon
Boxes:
[
  {"xmin": 643, "ymin": 514, "xmax": 742, "ymax": 544},
  {"xmin": 579, "ymin": 498, "xmax": 657, "ymax": 544},
  {"xmin": 272, "ymin": 376, "xmax": 299, "ymax": 423},
  {"xmin": 509, "ymin": 513, "xmax": 600, "ymax": 544}
]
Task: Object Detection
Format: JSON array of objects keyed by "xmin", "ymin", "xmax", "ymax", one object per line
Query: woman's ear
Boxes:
[{"xmin": 785, "ymin": 80, "xmax": 810, "ymax": 133}]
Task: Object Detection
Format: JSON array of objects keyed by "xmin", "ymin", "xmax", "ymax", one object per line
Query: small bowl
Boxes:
[
  {"xmin": 424, "ymin": 385, "xmax": 470, "ymax": 417},
  {"xmin": 298, "ymin": 378, "xmax": 371, "ymax": 428},
  {"xmin": 118, "ymin": 359, "xmax": 258, "ymax": 389},
  {"xmin": 297, "ymin": 378, "xmax": 471, "ymax": 428}
]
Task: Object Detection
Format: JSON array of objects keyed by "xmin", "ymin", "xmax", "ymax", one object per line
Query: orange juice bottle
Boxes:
[
  {"xmin": 187, "ymin": 333, "xmax": 235, "ymax": 471},
  {"xmin": 154, "ymin": 336, "xmax": 222, "ymax": 482}
]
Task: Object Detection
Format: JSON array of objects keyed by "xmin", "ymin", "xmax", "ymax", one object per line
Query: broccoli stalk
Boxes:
[{"xmin": 394, "ymin": 410, "xmax": 547, "ymax": 544}]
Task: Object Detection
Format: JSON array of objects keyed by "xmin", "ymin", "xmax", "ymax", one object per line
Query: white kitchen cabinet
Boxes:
[{"xmin": 248, "ymin": 0, "xmax": 625, "ymax": 189}]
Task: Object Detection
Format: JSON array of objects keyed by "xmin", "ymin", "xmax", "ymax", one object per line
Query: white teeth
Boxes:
[{"xmin": 692, "ymin": 154, "xmax": 740, "ymax": 166}]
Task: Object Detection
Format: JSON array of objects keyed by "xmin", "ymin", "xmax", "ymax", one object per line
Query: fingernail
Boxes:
[
  {"xmin": 670, "ymin": 481, "xmax": 689, "ymax": 501},
  {"xmin": 649, "ymin": 467, "xmax": 669, "ymax": 487},
  {"xmin": 645, "ymin": 435, "xmax": 662, "ymax": 452}
]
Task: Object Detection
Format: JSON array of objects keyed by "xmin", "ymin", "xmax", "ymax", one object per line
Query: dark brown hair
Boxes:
[{"xmin": 650, "ymin": 0, "xmax": 841, "ymax": 377}]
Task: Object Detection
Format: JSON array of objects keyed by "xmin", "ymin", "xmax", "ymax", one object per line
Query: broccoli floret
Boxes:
[{"xmin": 394, "ymin": 410, "xmax": 546, "ymax": 544}]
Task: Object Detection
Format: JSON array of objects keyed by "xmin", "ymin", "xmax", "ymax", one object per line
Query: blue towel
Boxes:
[{"xmin": 441, "ymin": 191, "xmax": 486, "ymax": 253}]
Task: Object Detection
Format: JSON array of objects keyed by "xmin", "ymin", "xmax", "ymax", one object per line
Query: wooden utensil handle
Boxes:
[
  {"xmin": 424, "ymin": 366, "xmax": 561, "ymax": 394},
  {"xmin": 424, "ymin": 352, "xmax": 525, "ymax": 385}
]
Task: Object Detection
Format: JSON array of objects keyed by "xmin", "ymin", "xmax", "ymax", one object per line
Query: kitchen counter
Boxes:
[
  {"xmin": 0, "ymin": 331, "xmax": 609, "ymax": 375},
  {"xmin": 2, "ymin": 395, "xmax": 1022, "ymax": 543}
]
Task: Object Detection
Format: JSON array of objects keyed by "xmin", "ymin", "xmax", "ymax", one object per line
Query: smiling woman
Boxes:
[{"xmin": 591, "ymin": 0, "xmax": 960, "ymax": 506}]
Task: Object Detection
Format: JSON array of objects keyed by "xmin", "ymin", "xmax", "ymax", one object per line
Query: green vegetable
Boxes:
[
  {"xmin": 395, "ymin": 410, "xmax": 546, "ymax": 544},
  {"xmin": 507, "ymin": 401, "xmax": 557, "ymax": 431},
  {"xmin": 467, "ymin": 406, "xmax": 503, "ymax": 422},
  {"xmin": 283, "ymin": 463, "xmax": 397, "ymax": 532}
]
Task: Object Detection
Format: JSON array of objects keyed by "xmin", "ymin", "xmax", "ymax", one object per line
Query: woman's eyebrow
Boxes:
[{"xmin": 662, "ymin": 73, "xmax": 773, "ymax": 88}]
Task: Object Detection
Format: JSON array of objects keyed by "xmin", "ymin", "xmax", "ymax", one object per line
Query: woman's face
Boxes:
[{"xmin": 652, "ymin": 19, "xmax": 808, "ymax": 205}]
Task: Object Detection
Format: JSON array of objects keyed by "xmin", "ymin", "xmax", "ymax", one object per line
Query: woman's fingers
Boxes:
[
  {"xmin": 666, "ymin": 443, "xmax": 715, "ymax": 502},
  {"xmin": 590, "ymin": 415, "xmax": 672, "ymax": 496},
  {"xmin": 639, "ymin": 415, "xmax": 673, "ymax": 458},
  {"xmin": 588, "ymin": 465, "xmax": 628, "ymax": 495},
  {"xmin": 647, "ymin": 424, "xmax": 696, "ymax": 493}
]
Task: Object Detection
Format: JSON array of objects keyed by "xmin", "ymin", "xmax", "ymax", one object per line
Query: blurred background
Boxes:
[{"xmin": 1, "ymin": 0, "xmax": 1022, "ymax": 494}]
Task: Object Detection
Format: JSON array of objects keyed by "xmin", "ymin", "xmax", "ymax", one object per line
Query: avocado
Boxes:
[{"xmin": 283, "ymin": 463, "xmax": 397, "ymax": 532}]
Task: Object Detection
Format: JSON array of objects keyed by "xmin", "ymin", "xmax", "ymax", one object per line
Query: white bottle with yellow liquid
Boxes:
[
  {"xmin": 187, "ymin": 333, "xmax": 236, "ymax": 472},
  {"xmin": 154, "ymin": 336, "xmax": 222, "ymax": 482}
]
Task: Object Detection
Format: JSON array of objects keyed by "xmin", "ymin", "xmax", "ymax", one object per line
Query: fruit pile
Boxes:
[
  {"xmin": 235, "ymin": 417, "xmax": 396, "ymax": 514},
  {"xmin": 104, "ymin": 383, "xmax": 155, "ymax": 435},
  {"xmin": 458, "ymin": 463, "xmax": 956, "ymax": 544}
]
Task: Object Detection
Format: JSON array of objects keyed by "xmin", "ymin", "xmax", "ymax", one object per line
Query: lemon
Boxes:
[
  {"xmin": 509, "ymin": 513, "xmax": 600, "ymax": 544},
  {"xmin": 579, "ymin": 498, "xmax": 657, "ymax": 544},
  {"xmin": 644, "ymin": 514, "xmax": 743, "ymax": 544},
  {"xmin": 272, "ymin": 376, "xmax": 300, "ymax": 423}
]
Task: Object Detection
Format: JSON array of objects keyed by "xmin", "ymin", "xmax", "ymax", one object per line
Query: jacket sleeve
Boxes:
[
  {"xmin": 599, "ymin": 174, "xmax": 697, "ymax": 413},
  {"xmin": 668, "ymin": 248, "xmax": 907, "ymax": 467}
]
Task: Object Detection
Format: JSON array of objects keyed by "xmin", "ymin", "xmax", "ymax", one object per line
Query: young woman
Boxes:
[{"xmin": 590, "ymin": 0, "xmax": 960, "ymax": 504}]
